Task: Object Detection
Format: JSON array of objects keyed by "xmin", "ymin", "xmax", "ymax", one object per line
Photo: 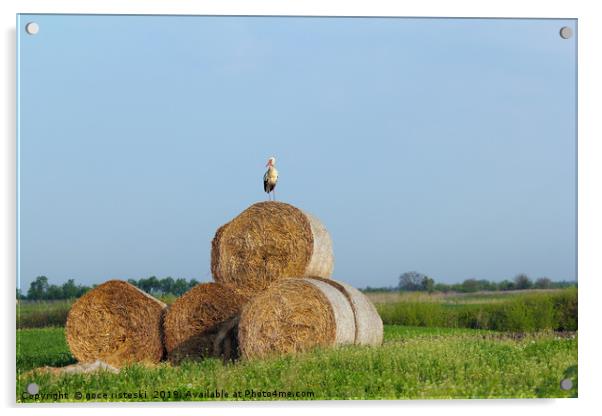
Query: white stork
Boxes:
[{"xmin": 263, "ymin": 156, "xmax": 278, "ymax": 201}]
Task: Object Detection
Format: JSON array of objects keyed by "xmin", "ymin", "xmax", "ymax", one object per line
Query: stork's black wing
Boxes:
[
  {"xmin": 265, "ymin": 180, "xmax": 276, "ymax": 193},
  {"xmin": 263, "ymin": 170, "xmax": 277, "ymax": 193}
]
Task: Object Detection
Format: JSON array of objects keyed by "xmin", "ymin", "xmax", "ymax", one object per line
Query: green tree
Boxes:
[
  {"xmin": 498, "ymin": 280, "xmax": 515, "ymax": 291},
  {"xmin": 399, "ymin": 271, "xmax": 429, "ymax": 291},
  {"xmin": 422, "ymin": 276, "xmax": 435, "ymax": 293},
  {"xmin": 137, "ymin": 277, "xmax": 159, "ymax": 293},
  {"xmin": 535, "ymin": 277, "xmax": 552, "ymax": 289},
  {"xmin": 61, "ymin": 279, "xmax": 79, "ymax": 299},
  {"xmin": 434, "ymin": 283, "xmax": 451, "ymax": 292},
  {"xmin": 514, "ymin": 274, "xmax": 533, "ymax": 290},
  {"xmin": 147, "ymin": 276, "xmax": 160, "ymax": 294},
  {"xmin": 173, "ymin": 278, "xmax": 190, "ymax": 296},
  {"xmin": 46, "ymin": 284, "xmax": 63, "ymax": 300},
  {"xmin": 159, "ymin": 277, "xmax": 175, "ymax": 294},
  {"xmin": 27, "ymin": 276, "xmax": 49, "ymax": 300},
  {"xmin": 477, "ymin": 279, "xmax": 497, "ymax": 291},
  {"xmin": 461, "ymin": 279, "xmax": 480, "ymax": 293}
]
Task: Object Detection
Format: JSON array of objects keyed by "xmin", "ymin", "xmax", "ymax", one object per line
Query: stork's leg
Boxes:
[{"xmin": 273, "ymin": 189, "xmax": 276, "ymax": 201}]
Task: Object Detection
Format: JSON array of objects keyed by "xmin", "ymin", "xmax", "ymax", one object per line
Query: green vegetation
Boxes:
[
  {"xmin": 376, "ymin": 288, "xmax": 577, "ymax": 332},
  {"xmin": 17, "ymin": 327, "xmax": 76, "ymax": 371},
  {"xmin": 18, "ymin": 276, "xmax": 202, "ymax": 301},
  {"xmin": 365, "ymin": 271, "xmax": 577, "ymax": 293},
  {"xmin": 17, "ymin": 300, "xmax": 73, "ymax": 329},
  {"xmin": 17, "ymin": 295, "xmax": 176, "ymax": 329},
  {"xmin": 16, "ymin": 288, "xmax": 578, "ymax": 401},
  {"xmin": 20, "ymin": 274, "xmax": 577, "ymax": 301},
  {"xmin": 17, "ymin": 326, "xmax": 577, "ymax": 401},
  {"xmin": 18, "ymin": 288, "xmax": 577, "ymax": 331}
]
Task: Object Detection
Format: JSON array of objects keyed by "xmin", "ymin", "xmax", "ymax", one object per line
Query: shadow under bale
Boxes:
[
  {"xmin": 163, "ymin": 282, "xmax": 247, "ymax": 364},
  {"xmin": 213, "ymin": 316, "xmax": 241, "ymax": 363}
]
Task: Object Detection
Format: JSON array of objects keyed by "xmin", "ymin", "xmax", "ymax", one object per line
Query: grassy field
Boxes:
[
  {"xmin": 16, "ymin": 289, "xmax": 578, "ymax": 402},
  {"xmin": 17, "ymin": 288, "xmax": 577, "ymax": 331},
  {"xmin": 373, "ymin": 288, "xmax": 577, "ymax": 332},
  {"xmin": 17, "ymin": 325, "xmax": 577, "ymax": 402},
  {"xmin": 365, "ymin": 288, "xmax": 568, "ymax": 304}
]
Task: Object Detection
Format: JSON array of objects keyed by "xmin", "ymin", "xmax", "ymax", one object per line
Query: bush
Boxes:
[
  {"xmin": 485, "ymin": 294, "xmax": 555, "ymax": 332},
  {"xmin": 552, "ymin": 288, "xmax": 578, "ymax": 331},
  {"xmin": 376, "ymin": 289, "xmax": 577, "ymax": 332},
  {"xmin": 17, "ymin": 300, "xmax": 73, "ymax": 329}
]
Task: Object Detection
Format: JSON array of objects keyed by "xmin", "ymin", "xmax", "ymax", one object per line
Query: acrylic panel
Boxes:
[{"xmin": 16, "ymin": 14, "xmax": 577, "ymax": 403}]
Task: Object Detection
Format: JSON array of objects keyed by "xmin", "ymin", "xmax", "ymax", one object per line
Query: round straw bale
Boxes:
[
  {"xmin": 310, "ymin": 277, "xmax": 383, "ymax": 346},
  {"xmin": 211, "ymin": 202, "xmax": 334, "ymax": 297},
  {"xmin": 65, "ymin": 280, "xmax": 167, "ymax": 368},
  {"xmin": 163, "ymin": 282, "xmax": 248, "ymax": 364},
  {"xmin": 238, "ymin": 277, "xmax": 356, "ymax": 359},
  {"xmin": 304, "ymin": 278, "xmax": 356, "ymax": 344}
]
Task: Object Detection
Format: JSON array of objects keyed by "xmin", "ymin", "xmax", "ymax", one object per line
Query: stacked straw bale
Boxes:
[
  {"xmin": 64, "ymin": 201, "xmax": 381, "ymax": 367},
  {"xmin": 65, "ymin": 280, "xmax": 166, "ymax": 368},
  {"xmin": 238, "ymin": 277, "xmax": 383, "ymax": 359},
  {"xmin": 211, "ymin": 201, "xmax": 334, "ymax": 298},
  {"xmin": 163, "ymin": 282, "xmax": 248, "ymax": 363}
]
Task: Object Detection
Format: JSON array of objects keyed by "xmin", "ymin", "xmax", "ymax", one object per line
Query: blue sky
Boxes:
[{"xmin": 17, "ymin": 15, "xmax": 576, "ymax": 290}]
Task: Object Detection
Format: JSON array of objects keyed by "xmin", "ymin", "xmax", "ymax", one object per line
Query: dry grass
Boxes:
[{"xmin": 65, "ymin": 280, "xmax": 166, "ymax": 368}]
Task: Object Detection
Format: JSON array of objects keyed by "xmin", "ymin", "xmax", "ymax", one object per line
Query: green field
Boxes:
[
  {"xmin": 16, "ymin": 289, "xmax": 578, "ymax": 402},
  {"xmin": 372, "ymin": 288, "xmax": 577, "ymax": 332},
  {"xmin": 17, "ymin": 325, "xmax": 577, "ymax": 402}
]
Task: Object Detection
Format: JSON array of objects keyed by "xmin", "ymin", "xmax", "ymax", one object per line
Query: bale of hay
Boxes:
[
  {"xmin": 238, "ymin": 278, "xmax": 341, "ymax": 359},
  {"xmin": 163, "ymin": 282, "xmax": 248, "ymax": 364},
  {"xmin": 211, "ymin": 202, "xmax": 334, "ymax": 297},
  {"xmin": 311, "ymin": 277, "xmax": 383, "ymax": 345},
  {"xmin": 65, "ymin": 280, "xmax": 166, "ymax": 368},
  {"xmin": 239, "ymin": 277, "xmax": 383, "ymax": 359}
]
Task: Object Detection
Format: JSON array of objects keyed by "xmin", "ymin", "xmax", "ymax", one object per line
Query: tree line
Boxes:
[
  {"xmin": 362, "ymin": 271, "xmax": 577, "ymax": 293},
  {"xmin": 17, "ymin": 275, "xmax": 202, "ymax": 301},
  {"xmin": 18, "ymin": 272, "xmax": 578, "ymax": 300}
]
